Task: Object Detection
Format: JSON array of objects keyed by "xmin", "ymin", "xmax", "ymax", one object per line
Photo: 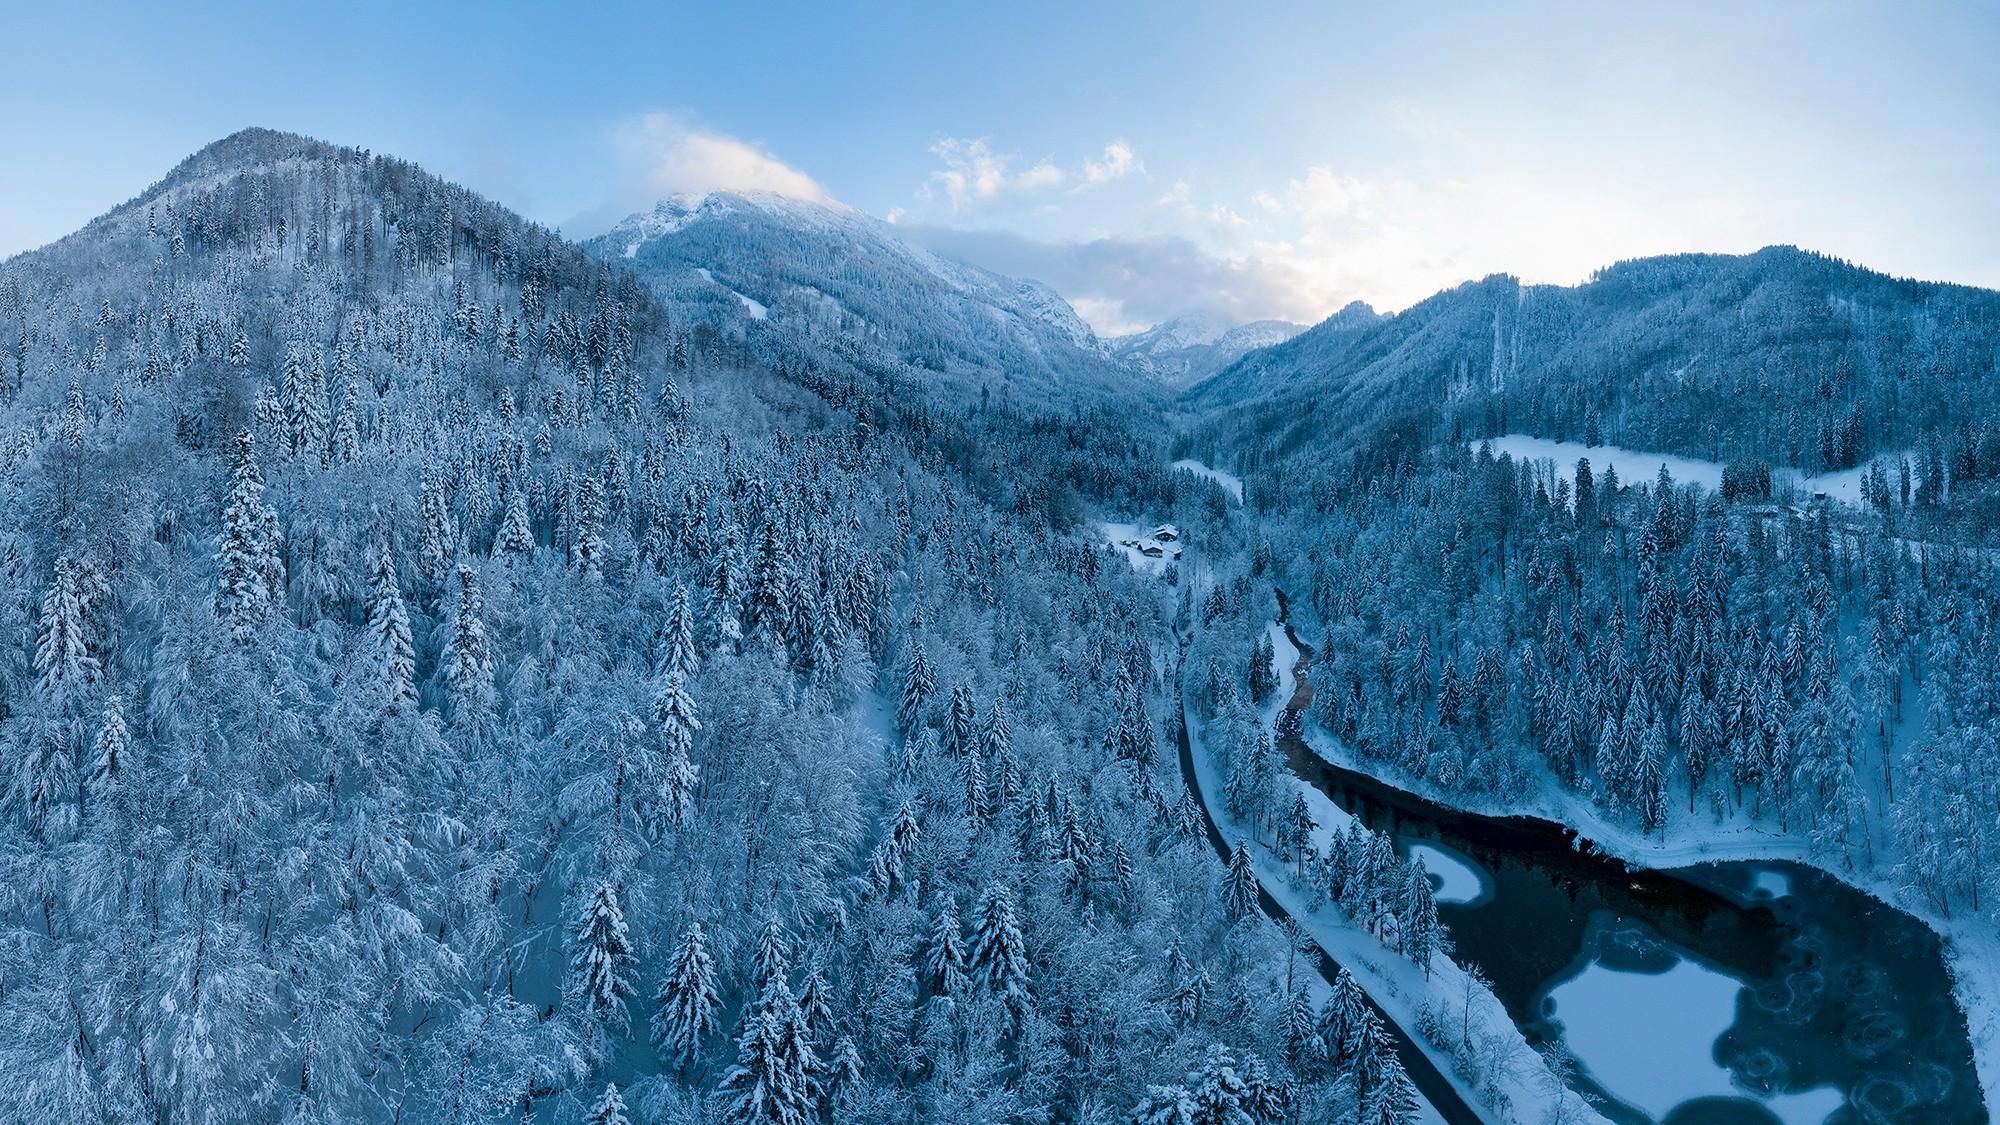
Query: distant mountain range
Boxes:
[
  {"xmin": 1109, "ymin": 313, "xmax": 1308, "ymax": 388},
  {"xmin": 583, "ymin": 192, "xmax": 1311, "ymax": 397},
  {"xmin": 585, "ymin": 192, "xmax": 1137, "ymax": 398}
]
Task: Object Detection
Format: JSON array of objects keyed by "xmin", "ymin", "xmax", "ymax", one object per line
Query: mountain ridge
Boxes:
[{"xmin": 1186, "ymin": 243, "xmax": 2000, "ymax": 478}]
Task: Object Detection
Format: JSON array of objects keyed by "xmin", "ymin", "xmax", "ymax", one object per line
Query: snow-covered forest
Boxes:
[
  {"xmin": 7, "ymin": 118, "xmax": 2000, "ymax": 1125},
  {"xmin": 0, "ymin": 129, "xmax": 1434, "ymax": 1125}
]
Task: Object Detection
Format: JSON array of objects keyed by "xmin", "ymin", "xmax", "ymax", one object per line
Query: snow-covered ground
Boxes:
[
  {"xmin": 1172, "ymin": 458, "xmax": 1244, "ymax": 502},
  {"xmin": 1099, "ymin": 521, "xmax": 1183, "ymax": 575},
  {"xmin": 693, "ymin": 266, "xmax": 770, "ymax": 319},
  {"xmin": 1475, "ymin": 434, "xmax": 1894, "ymax": 508}
]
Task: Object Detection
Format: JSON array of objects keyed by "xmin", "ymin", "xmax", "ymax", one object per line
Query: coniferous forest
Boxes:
[{"xmin": 5, "ymin": 115, "xmax": 2000, "ymax": 1125}]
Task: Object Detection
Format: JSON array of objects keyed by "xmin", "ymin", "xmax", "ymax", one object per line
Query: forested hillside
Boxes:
[
  {"xmin": 0, "ymin": 128, "xmax": 1410, "ymax": 1124},
  {"xmin": 1192, "ymin": 247, "xmax": 2000, "ymax": 492},
  {"xmin": 1177, "ymin": 243, "xmax": 2000, "ymax": 945},
  {"xmin": 585, "ymin": 193, "xmax": 1138, "ymax": 406}
]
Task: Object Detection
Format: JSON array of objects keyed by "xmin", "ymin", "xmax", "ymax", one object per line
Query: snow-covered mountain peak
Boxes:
[
  {"xmin": 1110, "ymin": 314, "xmax": 1305, "ymax": 387},
  {"xmin": 590, "ymin": 190, "xmax": 1135, "ymax": 396}
]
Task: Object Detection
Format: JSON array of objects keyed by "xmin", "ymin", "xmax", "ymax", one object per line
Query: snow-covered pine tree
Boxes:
[
  {"xmin": 440, "ymin": 564, "xmax": 494, "ymax": 724},
  {"xmin": 898, "ymin": 642, "xmax": 935, "ymax": 732},
  {"xmin": 34, "ymin": 556, "xmax": 99, "ymax": 707},
  {"xmin": 1362, "ymin": 1054, "xmax": 1420, "ymax": 1125},
  {"xmin": 364, "ymin": 546, "xmax": 418, "ymax": 714},
  {"xmin": 1399, "ymin": 863, "xmax": 1441, "ymax": 977},
  {"xmin": 584, "ymin": 1082, "xmax": 630, "ymax": 1125},
  {"xmin": 1319, "ymin": 968, "xmax": 1367, "ymax": 1065},
  {"xmin": 213, "ymin": 430, "xmax": 284, "ymax": 642},
  {"xmin": 944, "ymin": 683, "xmax": 977, "ymax": 757},
  {"xmin": 753, "ymin": 917, "xmax": 791, "ymax": 995},
  {"xmin": 746, "ymin": 518, "xmax": 796, "ymax": 649},
  {"xmin": 1223, "ymin": 839, "xmax": 1259, "ymax": 922},
  {"xmin": 652, "ymin": 668, "xmax": 702, "ymax": 832},
  {"xmin": 569, "ymin": 882, "xmax": 636, "ymax": 1027},
  {"xmin": 967, "ymin": 883, "xmax": 1032, "ymax": 1021},
  {"xmin": 921, "ymin": 895, "xmax": 968, "ymax": 997},
  {"xmin": 86, "ymin": 693, "xmax": 130, "ymax": 813},
  {"xmin": 652, "ymin": 922, "xmax": 721, "ymax": 1067},
  {"xmin": 719, "ymin": 977, "xmax": 816, "ymax": 1125},
  {"xmin": 662, "ymin": 583, "xmax": 700, "ymax": 681},
  {"xmin": 493, "ymin": 487, "xmax": 535, "ymax": 557}
]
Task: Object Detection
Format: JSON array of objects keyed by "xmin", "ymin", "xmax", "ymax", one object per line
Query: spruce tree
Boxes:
[
  {"xmin": 922, "ymin": 896, "xmax": 968, "ymax": 997},
  {"xmin": 663, "ymin": 584, "xmax": 700, "ymax": 681},
  {"xmin": 1400, "ymin": 863, "xmax": 1441, "ymax": 977},
  {"xmin": 898, "ymin": 643, "xmax": 935, "ymax": 732},
  {"xmin": 653, "ymin": 670, "xmax": 702, "ymax": 830},
  {"xmin": 1223, "ymin": 839, "xmax": 1260, "ymax": 922},
  {"xmin": 35, "ymin": 557, "xmax": 99, "ymax": 706},
  {"xmin": 1319, "ymin": 968, "xmax": 1367, "ymax": 1065},
  {"xmin": 214, "ymin": 430, "xmax": 284, "ymax": 641},
  {"xmin": 584, "ymin": 1083, "xmax": 630, "ymax": 1125},
  {"xmin": 570, "ymin": 882, "xmax": 636, "ymax": 1027},
  {"xmin": 493, "ymin": 488, "xmax": 535, "ymax": 557},
  {"xmin": 440, "ymin": 564, "xmax": 493, "ymax": 723},
  {"xmin": 652, "ymin": 923, "xmax": 721, "ymax": 1067},
  {"xmin": 720, "ymin": 977, "xmax": 815, "ymax": 1125},
  {"xmin": 86, "ymin": 693, "xmax": 130, "ymax": 812},
  {"xmin": 945, "ymin": 683, "xmax": 977, "ymax": 757},
  {"xmin": 364, "ymin": 547, "xmax": 418, "ymax": 714},
  {"xmin": 967, "ymin": 883, "xmax": 1032, "ymax": 1021}
]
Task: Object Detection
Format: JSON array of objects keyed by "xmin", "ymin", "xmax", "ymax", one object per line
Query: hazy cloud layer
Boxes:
[
  {"xmin": 565, "ymin": 113, "xmax": 841, "ymax": 237},
  {"xmin": 899, "ymin": 225, "xmax": 1319, "ymax": 336}
]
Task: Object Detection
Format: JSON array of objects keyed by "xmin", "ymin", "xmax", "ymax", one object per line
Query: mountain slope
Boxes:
[
  {"xmin": 0, "ymin": 127, "xmax": 1359, "ymax": 1124},
  {"xmin": 1188, "ymin": 247, "xmax": 2000, "ymax": 478},
  {"xmin": 585, "ymin": 191, "xmax": 1141, "ymax": 401},
  {"xmin": 1111, "ymin": 313, "xmax": 1306, "ymax": 388}
]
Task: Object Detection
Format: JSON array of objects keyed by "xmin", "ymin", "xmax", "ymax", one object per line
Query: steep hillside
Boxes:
[
  {"xmin": 585, "ymin": 192, "xmax": 1142, "ymax": 403},
  {"xmin": 0, "ymin": 128, "xmax": 1339, "ymax": 1123}
]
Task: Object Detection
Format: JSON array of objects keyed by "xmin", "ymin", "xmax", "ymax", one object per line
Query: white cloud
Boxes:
[
  {"xmin": 614, "ymin": 112, "xmax": 835, "ymax": 205},
  {"xmin": 917, "ymin": 136, "xmax": 1143, "ymax": 212},
  {"xmin": 1158, "ymin": 179, "xmax": 1249, "ymax": 231},
  {"xmin": 1276, "ymin": 166, "xmax": 1375, "ymax": 223},
  {"xmin": 898, "ymin": 225, "xmax": 1325, "ymax": 332},
  {"xmin": 1081, "ymin": 140, "xmax": 1141, "ymax": 185},
  {"xmin": 1017, "ymin": 161, "xmax": 1066, "ymax": 191},
  {"xmin": 920, "ymin": 137, "xmax": 1072, "ymax": 210}
]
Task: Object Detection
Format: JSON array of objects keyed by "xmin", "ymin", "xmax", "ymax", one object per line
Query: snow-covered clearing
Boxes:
[
  {"xmin": 1475, "ymin": 434, "xmax": 1894, "ymax": 507},
  {"xmin": 1099, "ymin": 521, "xmax": 1182, "ymax": 575},
  {"xmin": 694, "ymin": 267, "xmax": 769, "ymax": 319},
  {"xmin": 1172, "ymin": 458, "xmax": 1244, "ymax": 502}
]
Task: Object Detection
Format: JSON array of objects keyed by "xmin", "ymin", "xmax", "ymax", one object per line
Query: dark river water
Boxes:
[{"xmin": 1281, "ymin": 732, "xmax": 1986, "ymax": 1124}]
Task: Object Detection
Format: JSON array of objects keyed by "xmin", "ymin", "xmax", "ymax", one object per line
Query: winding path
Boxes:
[{"xmin": 1175, "ymin": 594, "xmax": 1491, "ymax": 1125}]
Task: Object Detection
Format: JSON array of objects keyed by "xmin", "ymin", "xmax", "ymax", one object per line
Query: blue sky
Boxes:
[{"xmin": 4, "ymin": 0, "xmax": 1995, "ymax": 332}]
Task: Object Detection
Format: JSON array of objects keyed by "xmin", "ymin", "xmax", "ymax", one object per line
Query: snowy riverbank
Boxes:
[
  {"xmin": 1184, "ymin": 623, "xmax": 1607, "ymax": 1125},
  {"xmin": 1293, "ymin": 717, "xmax": 2000, "ymax": 1120}
]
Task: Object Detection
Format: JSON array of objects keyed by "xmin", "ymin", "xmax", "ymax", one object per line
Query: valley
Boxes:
[{"xmin": 4, "ymin": 120, "xmax": 2000, "ymax": 1125}]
